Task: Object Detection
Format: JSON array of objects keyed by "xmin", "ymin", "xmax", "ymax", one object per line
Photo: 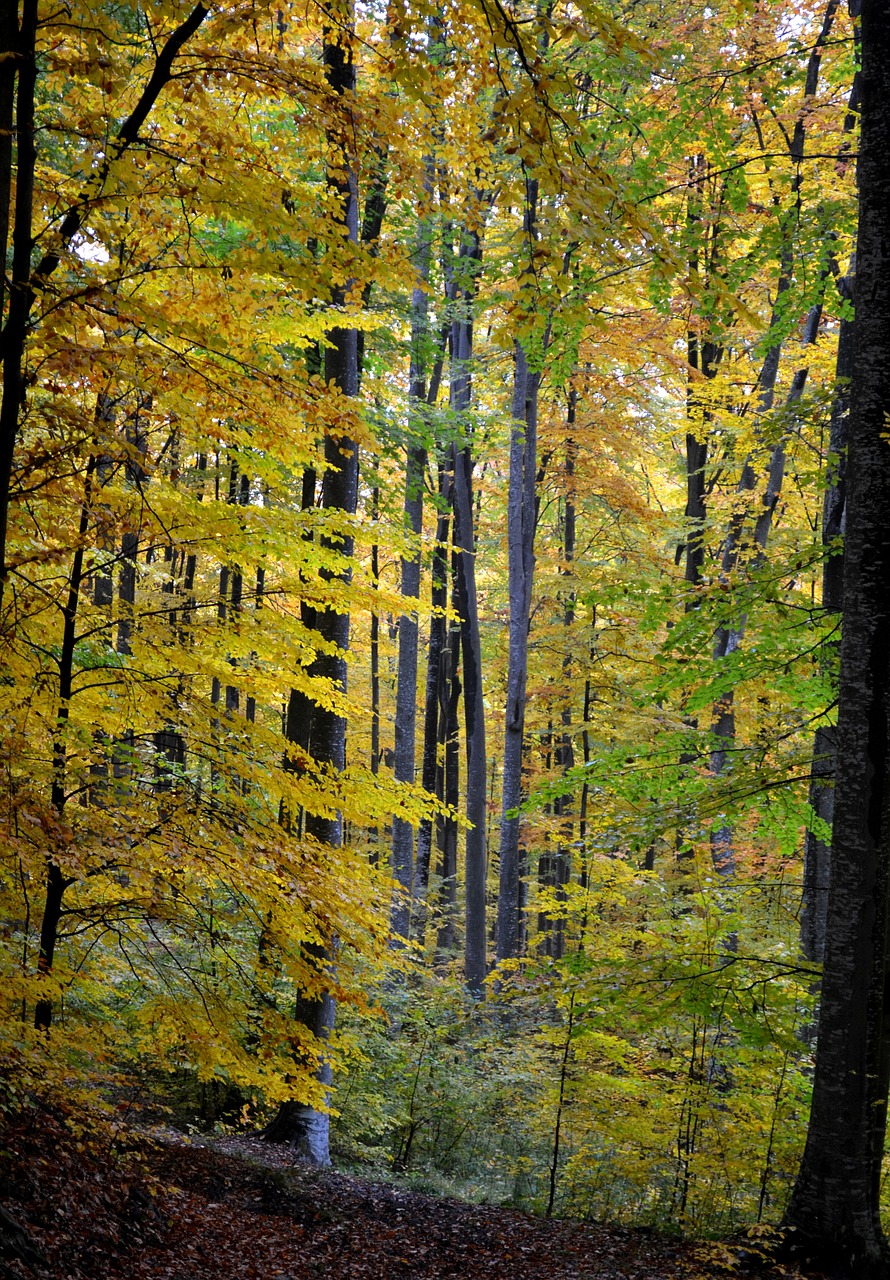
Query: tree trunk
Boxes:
[
  {"xmin": 0, "ymin": 0, "xmax": 37, "ymax": 626},
  {"xmin": 797, "ymin": 26, "xmax": 862, "ymax": 963},
  {"xmin": 368, "ymin": 484, "xmax": 380, "ymax": 863},
  {"xmin": 34, "ymin": 457, "xmax": 97, "ymax": 1028},
  {"xmin": 682, "ymin": 149, "xmax": 723, "ymax": 595},
  {"xmin": 683, "ymin": 326, "xmax": 721, "ymax": 592},
  {"xmin": 450, "ymin": 228, "xmax": 487, "ymax": 993},
  {"xmin": 543, "ymin": 420, "xmax": 578, "ymax": 961},
  {"xmin": 495, "ymin": 174, "xmax": 543, "ymax": 966},
  {"xmin": 390, "ymin": 211, "xmax": 432, "ymax": 937},
  {"xmin": 0, "ymin": 0, "xmax": 16, "ymax": 330},
  {"xmin": 436, "ymin": 605, "xmax": 461, "ymax": 957},
  {"xmin": 416, "ymin": 462, "xmax": 451, "ymax": 916},
  {"xmin": 263, "ymin": 7, "xmax": 359, "ymax": 1162},
  {"xmin": 495, "ymin": 338, "xmax": 540, "ymax": 963},
  {"xmin": 783, "ymin": 3, "xmax": 890, "ymax": 1265}
]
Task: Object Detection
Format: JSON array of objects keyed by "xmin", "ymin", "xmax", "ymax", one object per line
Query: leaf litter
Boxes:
[{"xmin": 0, "ymin": 1109, "xmax": 829, "ymax": 1280}]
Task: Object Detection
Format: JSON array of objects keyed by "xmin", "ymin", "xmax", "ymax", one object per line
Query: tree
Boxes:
[
  {"xmin": 450, "ymin": 226, "xmax": 488, "ymax": 995},
  {"xmin": 495, "ymin": 181, "xmax": 543, "ymax": 967},
  {"xmin": 783, "ymin": 0, "xmax": 890, "ymax": 1270},
  {"xmin": 262, "ymin": 2, "xmax": 361, "ymax": 1163}
]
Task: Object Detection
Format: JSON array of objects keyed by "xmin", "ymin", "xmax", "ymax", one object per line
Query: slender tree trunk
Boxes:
[
  {"xmin": 390, "ymin": 210, "xmax": 433, "ymax": 937},
  {"xmin": 701, "ymin": 0, "xmax": 842, "ymax": 867},
  {"xmin": 367, "ymin": 485, "xmax": 380, "ymax": 863},
  {"xmin": 784, "ymin": 4, "xmax": 890, "ymax": 1265},
  {"xmin": 682, "ymin": 150, "xmax": 723, "ymax": 596},
  {"xmin": 496, "ymin": 336, "xmax": 540, "ymax": 963},
  {"xmin": 683, "ymin": 328, "xmax": 721, "ymax": 593},
  {"xmin": 545, "ymin": 421, "xmax": 578, "ymax": 961},
  {"xmin": 283, "ymin": 464, "xmax": 319, "ymax": 820},
  {"xmin": 546, "ymin": 990, "xmax": 575, "ymax": 1217},
  {"xmin": 34, "ymin": 457, "xmax": 97, "ymax": 1028},
  {"xmin": 416, "ymin": 462, "xmax": 451, "ymax": 913},
  {"xmin": 496, "ymin": 176, "xmax": 542, "ymax": 965},
  {"xmin": 370, "ymin": 484, "xmax": 380, "ymax": 775},
  {"xmin": 0, "ymin": 0, "xmax": 37, "ymax": 626},
  {"xmin": 390, "ymin": 443, "xmax": 424, "ymax": 935},
  {"xmin": 449, "ymin": 229, "xmax": 487, "ymax": 992},
  {"xmin": 436, "ymin": 603, "xmax": 461, "ymax": 956},
  {"xmin": 672, "ymin": 158, "xmax": 724, "ymax": 868},
  {"xmin": 0, "ymin": 0, "xmax": 16, "ymax": 330},
  {"xmin": 264, "ymin": 7, "xmax": 359, "ymax": 1162},
  {"xmin": 708, "ymin": 0, "xmax": 845, "ymax": 871}
]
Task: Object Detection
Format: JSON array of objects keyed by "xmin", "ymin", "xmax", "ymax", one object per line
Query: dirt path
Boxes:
[{"xmin": 1, "ymin": 1116, "xmax": 805, "ymax": 1280}]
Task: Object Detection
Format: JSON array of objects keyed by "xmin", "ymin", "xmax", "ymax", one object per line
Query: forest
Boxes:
[{"xmin": 3, "ymin": 0, "xmax": 890, "ymax": 1273}]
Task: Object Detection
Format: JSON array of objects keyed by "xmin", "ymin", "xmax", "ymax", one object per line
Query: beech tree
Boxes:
[
  {"xmin": 495, "ymin": 181, "xmax": 543, "ymax": 966},
  {"xmin": 784, "ymin": 0, "xmax": 890, "ymax": 1270}
]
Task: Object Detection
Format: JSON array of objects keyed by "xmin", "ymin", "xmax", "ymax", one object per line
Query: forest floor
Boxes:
[{"xmin": 0, "ymin": 1107, "xmax": 828, "ymax": 1280}]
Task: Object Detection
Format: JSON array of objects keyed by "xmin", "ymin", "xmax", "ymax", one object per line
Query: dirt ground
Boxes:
[{"xmin": 0, "ymin": 1110, "xmax": 824, "ymax": 1280}]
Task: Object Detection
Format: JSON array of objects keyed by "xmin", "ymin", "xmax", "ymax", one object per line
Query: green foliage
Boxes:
[{"xmin": 332, "ymin": 876, "xmax": 814, "ymax": 1235}]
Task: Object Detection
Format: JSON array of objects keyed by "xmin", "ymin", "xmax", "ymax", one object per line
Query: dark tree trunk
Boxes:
[
  {"xmin": 797, "ymin": 39, "xmax": 862, "ymax": 963},
  {"xmin": 283, "ymin": 464, "xmax": 319, "ymax": 815},
  {"xmin": 34, "ymin": 458, "xmax": 97, "ymax": 1028},
  {"xmin": 436, "ymin": 604, "xmax": 461, "ymax": 956},
  {"xmin": 682, "ymin": 149, "xmax": 723, "ymax": 596},
  {"xmin": 368, "ymin": 485, "xmax": 380, "ymax": 863},
  {"xmin": 540, "ymin": 419, "xmax": 578, "ymax": 960},
  {"xmin": 390, "ymin": 212, "xmax": 432, "ymax": 937},
  {"xmin": 0, "ymin": 0, "xmax": 16, "ymax": 330},
  {"xmin": 370, "ymin": 485, "xmax": 380, "ymax": 779},
  {"xmin": 449, "ymin": 229, "xmax": 487, "ymax": 992},
  {"xmin": 416, "ymin": 462, "xmax": 451, "ymax": 913},
  {"xmin": 783, "ymin": 3, "xmax": 890, "ymax": 1266},
  {"xmin": 683, "ymin": 329, "xmax": 720, "ymax": 593},
  {"xmin": 264, "ymin": 7, "xmax": 358, "ymax": 1163},
  {"xmin": 390, "ymin": 440, "xmax": 425, "ymax": 936},
  {"xmin": 0, "ymin": 0, "xmax": 37, "ymax": 626}
]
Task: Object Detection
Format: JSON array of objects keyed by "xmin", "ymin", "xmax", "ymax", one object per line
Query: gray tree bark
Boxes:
[
  {"xmin": 495, "ymin": 337, "xmax": 539, "ymax": 963},
  {"xmin": 495, "ymin": 177, "xmax": 543, "ymax": 965},
  {"xmin": 449, "ymin": 229, "xmax": 487, "ymax": 993}
]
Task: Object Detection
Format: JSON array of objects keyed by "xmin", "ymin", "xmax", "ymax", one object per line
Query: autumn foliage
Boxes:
[{"xmin": 0, "ymin": 0, "xmax": 866, "ymax": 1253}]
